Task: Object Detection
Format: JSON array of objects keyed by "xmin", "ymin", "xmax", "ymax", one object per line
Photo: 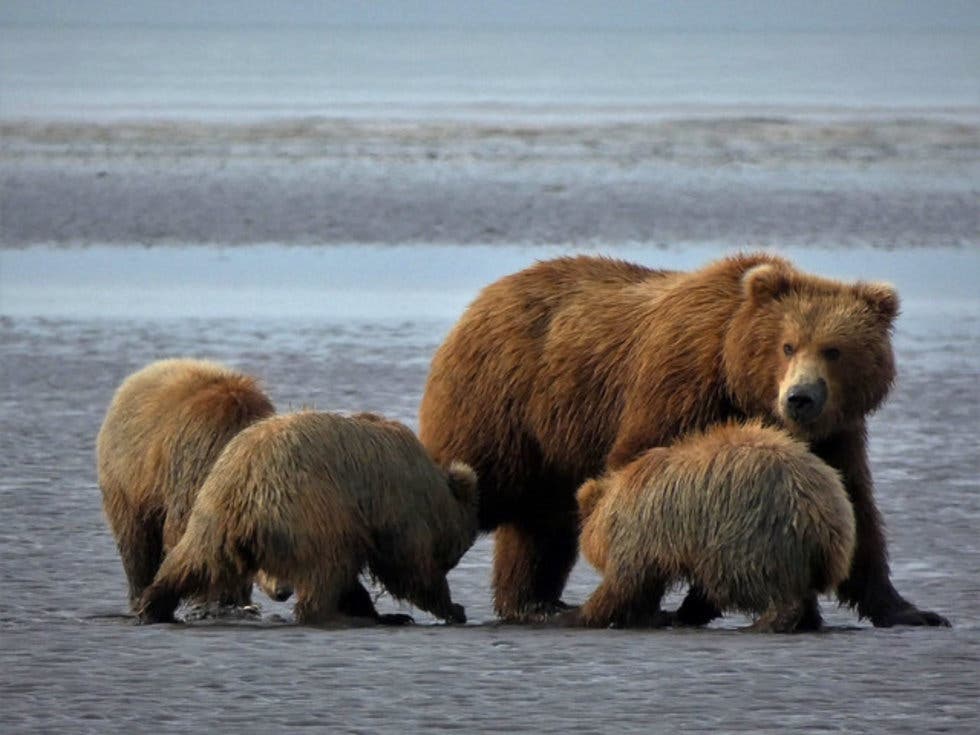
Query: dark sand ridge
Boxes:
[{"xmin": 2, "ymin": 117, "xmax": 977, "ymax": 248}]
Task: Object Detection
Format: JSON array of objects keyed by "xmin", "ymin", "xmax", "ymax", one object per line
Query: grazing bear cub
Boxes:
[
  {"xmin": 577, "ymin": 421, "xmax": 856, "ymax": 631},
  {"xmin": 138, "ymin": 411, "xmax": 479, "ymax": 626},
  {"xmin": 97, "ymin": 358, "xmax": 286, "ymax": 607}
]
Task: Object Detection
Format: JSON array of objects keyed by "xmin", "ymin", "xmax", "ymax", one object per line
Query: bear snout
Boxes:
[{"xmin": 785, "ymin": 379, "xmax": 828, "ymax": 423}]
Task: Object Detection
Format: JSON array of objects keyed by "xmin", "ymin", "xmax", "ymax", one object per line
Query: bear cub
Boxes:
[
  {"xmin": 577, "ymin": 420, "xmax": 856, "ymax": 632},
  {"xmin": 97, "ymin": 358, "xmax": 285, "ymax": 608},
  {"xmin": 138, "ymin": 411, "xmax": 479, "ymax": 626}
]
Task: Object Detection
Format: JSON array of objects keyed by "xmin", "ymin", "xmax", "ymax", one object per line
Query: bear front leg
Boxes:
[
  {"xmin": 409, "ymin": 576, "xmax": 465, "ymax": 624},
  {"xmin": 339, "ymin": 579, "xmax": 414, "ymax": 626},
  {"xmin": 337, "ymin": 579, "xmax": 378, "ymax": 618},
  {"xmin": 137, "ymin": 577, "xmax": 182, "ymax": 624},
  {"xmin": 816, "ymin": 430, "xmax": 950, "ymax": 627},
  {"xmin": 293, "ymin": 585, "xmax": 345, "ymax": 625},
  {"xmin": 491, "ymin": 502, "xmax": 579, "ymax": 621},
  {"xmin": 136, "ymin": 548, "xmax": 210, "ymax": 625}
]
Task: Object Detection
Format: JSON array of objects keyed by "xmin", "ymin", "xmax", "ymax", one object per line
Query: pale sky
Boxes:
[{"xmin": 2, "ymin": 0, "xmax": 979, "ymax": 31}]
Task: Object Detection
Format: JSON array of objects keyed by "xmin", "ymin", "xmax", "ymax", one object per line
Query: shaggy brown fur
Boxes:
[
  {"xmin": 97, "ymin": 358, "xmax": 280, "ymax": 607},
  {"xmin": 137, "ymin": 411, "xmax": 479, "ymax": 625},
  {"xmin": 577, "ymin": 421, "xmax": 856, "ymax": 631},
  {"xmin": 419, "ymin": 252, "xmax": 948, "ymax": 627}
]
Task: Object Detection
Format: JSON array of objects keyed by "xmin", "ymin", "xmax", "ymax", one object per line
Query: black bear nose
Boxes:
[{"xmin": 786, "ymin": 380, "xmax": 827, "ymax": 422}]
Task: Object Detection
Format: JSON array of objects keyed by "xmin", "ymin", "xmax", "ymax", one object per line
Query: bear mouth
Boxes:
[{"xmin": 777, "ymin": 408, "xmax": 839, "ymax": 442}]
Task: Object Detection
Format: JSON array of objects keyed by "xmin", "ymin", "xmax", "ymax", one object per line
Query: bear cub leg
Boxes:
[
  {"xmin": 291, "ymin": 563, "xmax": 361, "ymax": 625},
  {"xmin": 293, "ymin": 586, "xmax": 345, "ymax": 625},
  {"xmin": 116, "ymin": 510, "xmax": 164, "ymax": 608},
  {"xmin": 579, "ymin": 573, "xmax": 671, "ymax": 628},
  {"xmin": 339, "ymin": 580, "xmax": 414, "ymax": 626},
  {"xmin": 410, "ymin": 576, "xmax": 466, "ymax": 624},
  {"xmin": 746, "ymin": 596, "xmax": 822, "ymax": 633},
  {"xmin": 672, "ymin": 586, "xmax": 723, "ymax": 627}
]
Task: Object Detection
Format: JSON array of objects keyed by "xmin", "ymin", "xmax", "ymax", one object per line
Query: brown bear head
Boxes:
[
  {"xmin": 255, "ymin": 571, "xmax": 293, "ymax": 602},
  {"xmin": 724, "ymin": 260, "xmax": 899, "ymax": 440}
]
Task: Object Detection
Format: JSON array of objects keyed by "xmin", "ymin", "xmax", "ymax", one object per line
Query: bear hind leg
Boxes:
[
  {"xmin": 579, "ymin": 570, "xmax": 670, "ymax": 629},
  {"xmin": 794, "ymin": 594, "xmax": 823, "ymax": 631},
  {"xmin": 115, "ymin": 510, "xmax": 165, "ymax": 608},
  {"xmin": 292, "ymin": 558, "xmax": 367, "ymax": 625},
  {"xmin": 672, "ymin": 585, "xmax": 723, "ymax": 627}
]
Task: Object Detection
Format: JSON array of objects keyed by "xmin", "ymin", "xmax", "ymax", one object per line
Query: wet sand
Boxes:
[
  {"xmin": 1, "ymin": 244, "xmax": 978, "ymax": 734},
  {"xmin": 2, "ymin": 118, "xmax": 978, "ymax": 248}
]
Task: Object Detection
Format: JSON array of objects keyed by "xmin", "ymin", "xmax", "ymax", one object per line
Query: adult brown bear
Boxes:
[{"xmin": 418, "ymin": 252, "xmax": 948, "ymax": 627}]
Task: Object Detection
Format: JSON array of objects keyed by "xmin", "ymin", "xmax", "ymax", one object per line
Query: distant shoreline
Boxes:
[{"xmin": 3, "ymin": 105, "xmax": 980, "ymax": 126}]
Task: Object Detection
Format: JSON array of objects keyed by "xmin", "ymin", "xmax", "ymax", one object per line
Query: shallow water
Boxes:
[
  {"xmin": 3, "ymin": 28, "xmax": 978, "ymax": 120},
  {"xmin": 1, "ymin": 245, "xmax": 978, "ymax": 733}
]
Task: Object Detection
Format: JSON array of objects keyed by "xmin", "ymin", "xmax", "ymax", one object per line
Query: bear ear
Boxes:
[
  {"xmin": 576, "ymin": 478, "xmax": 607, "ymax": 521},
  {"xmin": 446, "ymin": 461, "xmax": 478, "ymax": 504},
  {"xmin": 742, "ymin": 262, "xmax": 792, "ymax": 304},
  {"xmin": 859, "ymin": 281, "xmax": 900, "ymax": 322}
]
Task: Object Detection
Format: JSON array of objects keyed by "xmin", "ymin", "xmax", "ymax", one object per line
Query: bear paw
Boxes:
[
  {"xmin": 136, "ymin": 607, "xmax": 178, "ymax": 625},
  {"xmin": 872, "ymin": 605, "xmax": 950, "ymax": 628},
  {"xmin": 605, "ymin": 609, "xmax": 673, "ymax": 630},
  {"xmin": 377, "ymin": 613, "xmax": 415, "ymax": 626},
  {"xmin": 444, "ymin": 603, "xmax": 467, "ymax": 625},
  {"xmin": 501, "ymin": 599, "xmax": 575, "ymax": 624}
]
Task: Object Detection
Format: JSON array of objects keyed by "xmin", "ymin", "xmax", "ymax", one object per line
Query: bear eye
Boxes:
[
  {"xmin": 783, "ymin": 343, "xmax": 795, "ymax": 357},
  {"xmin": 822, "ymin": 347, "xmax": 841, "ymax": 361}
]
